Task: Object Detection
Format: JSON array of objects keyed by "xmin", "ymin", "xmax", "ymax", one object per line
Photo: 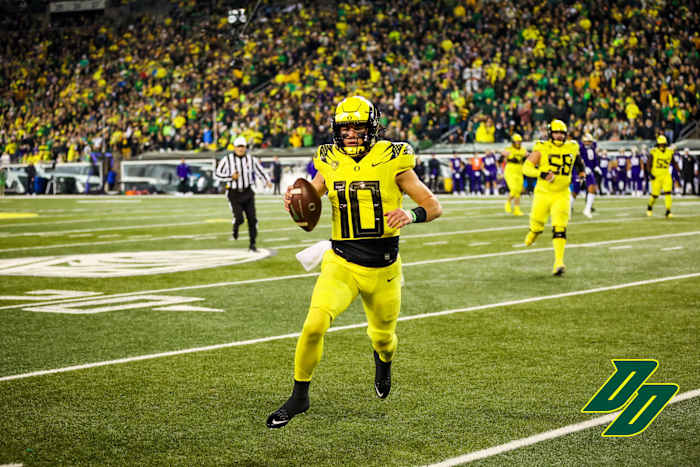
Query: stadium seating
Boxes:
[{"xmin": 0, "ymin": 0, "xmax": 698, "ymax": 163}]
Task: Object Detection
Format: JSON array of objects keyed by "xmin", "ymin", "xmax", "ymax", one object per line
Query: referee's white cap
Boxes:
[{"xmin": 234, "ymin": 136, "xmax": 247, "ymax": 147}]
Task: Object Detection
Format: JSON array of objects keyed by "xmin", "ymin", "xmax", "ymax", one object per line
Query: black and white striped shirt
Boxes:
[{"xmin": 215, "ymin": 152, "xmax": 270, "ymax": 190}]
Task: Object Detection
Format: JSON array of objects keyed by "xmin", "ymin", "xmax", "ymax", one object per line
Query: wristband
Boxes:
[{"xmin": 412, "ymin": 206, "xmax": 427, "ymax": 223}]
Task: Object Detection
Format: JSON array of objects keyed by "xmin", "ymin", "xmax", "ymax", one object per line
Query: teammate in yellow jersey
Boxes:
[
  {"xmin": 522, "ymin": 120, "xmax": 585, "ymax": 276},
  {"xmin": 646, "ymin": 135, "xmax": 680, "ymax": 218},
  {"xmin": 502, "ymin": 133, "xmax": 527, "ymax": 216},
  {"xmin": 267, "ymin": 96, "xmax": 442, "ymax": 429}
]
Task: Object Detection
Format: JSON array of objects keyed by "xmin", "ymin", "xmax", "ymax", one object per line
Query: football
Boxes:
[{"xmin": 288, "ymin": 178, "xmax": 322, "ymax": 232}]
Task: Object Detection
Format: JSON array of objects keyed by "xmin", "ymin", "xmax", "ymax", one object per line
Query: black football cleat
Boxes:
[
  {"xmin": 374, "ymin": 351, "xmax": 392, "ymax": 399},
  {"xmin": 266, "ymin": 396, "xmax": 309, "ymax": 429},
  {"xmin": 232, "ymin": 225, "xmax": 239, "ymax": 240},
  {"xmin": 249, "ymin": 245, "xmax": 258, "ymax": 252}
]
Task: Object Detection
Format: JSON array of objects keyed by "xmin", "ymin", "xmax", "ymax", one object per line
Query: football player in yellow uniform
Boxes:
[
  {"xmin": 522, "ymin": 120, "xmax": 585, "ymax": 276},
  {"xmin": 502, "ymin": 133, "xmax": 527, "ymax": 216},
  {"xmin": 267, "ymin": 96, "xmax": 442, "ymax": 429},
  {"xmin": 646, "ymin": 135, "xmax": 680, "ymax": 218}
]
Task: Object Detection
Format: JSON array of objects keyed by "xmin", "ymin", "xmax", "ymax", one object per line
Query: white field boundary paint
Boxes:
[
  {"xmin": 8, "ymin": 210, "xmax": 680, "ymax": 254},
  {"xmin": 3, "ymin": 202, "xmax": 699, "ymax": 239},
  {"xmin": 1, "ymin": 271, "xmax": 699, "ymax": 382},
  {"xmin": 423, "ymin": 389, "xmax": 700, "ymax": 467},
  {"xmin": 1, "ymin": 230, "xmax": 699, "ymax": 311}
]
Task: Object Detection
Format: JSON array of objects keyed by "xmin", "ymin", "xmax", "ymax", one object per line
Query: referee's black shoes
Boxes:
[
  {"xmin": 374, "ymin": 350, "xmax": 391, "ymax": 399},
  {"xmin": 249, "ymin": 245, "xmax": 258, "ymax": 252},
  {"xmin": 232, "ymin": 224, "xmax": 239, "ymax": 240}
]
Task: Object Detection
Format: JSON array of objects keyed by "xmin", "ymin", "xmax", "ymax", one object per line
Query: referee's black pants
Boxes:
[{"xmin": 227, "ymin": 187, "xmax": 257, "ymax": 248}]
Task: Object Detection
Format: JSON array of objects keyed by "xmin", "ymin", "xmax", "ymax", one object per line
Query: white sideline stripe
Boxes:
[
  {"xmin": 0, "ymin": 464, "xmax": 23, "ymax": 467},
  {"xmin": 1, "ymin": 212, "xmax": 698, "ymax": 254},
  {"xmin": 1, "ymin": 230, "xmax": 699, "ymax": 312},
  {"xmin": 609, "ymin": 245, "xmax": 632, "ymax": 250},
  {"xmin": 1, "ymin": 271, "xmax": 699, "ymax": 382},
  {"xmin": 424, "ymin": 389, "xmax": 700, "ymax": 466},
  {"xmin": 661, "ymin": 246, "xmax": 683, "ymax": 251},
  {"xmin": 4, "ymin": 205, "xmax": 699, "ymax": 239}
]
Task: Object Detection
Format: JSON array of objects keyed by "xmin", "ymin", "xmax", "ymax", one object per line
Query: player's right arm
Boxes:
[{"xmin": 523, "ymin": 147, "xmax": 554, "ymax": 182}]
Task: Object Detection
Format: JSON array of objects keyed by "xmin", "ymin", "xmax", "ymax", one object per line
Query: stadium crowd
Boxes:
[{"xmin": 0, "ymin": 0, "xmax": 698, "ymax": 164}]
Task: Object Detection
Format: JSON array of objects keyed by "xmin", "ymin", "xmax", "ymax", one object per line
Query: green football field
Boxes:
[{"xmin": 0, "ymin": 193, "xmax": 698, "ymax": 466}]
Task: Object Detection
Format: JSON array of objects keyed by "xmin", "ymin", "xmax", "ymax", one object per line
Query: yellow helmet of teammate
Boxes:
[
  {"xmin": 332, "ymin": 95, "xmax": 380, "ymax": 156},
  {"xmin": 656, "ymin": 135, "xmax": 668, "ymax": 146},
  {"xmin": 548, "ymin": 119, "xmax": 567, "ymax": 146},
  {"xmin": 512, "ymin": 133, "xmax": 522, "ymax": 143}
]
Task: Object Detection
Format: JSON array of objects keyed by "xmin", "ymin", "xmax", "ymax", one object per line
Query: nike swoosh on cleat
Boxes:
[{"xmin": 268, "ymin": 419, "xmax": 288, "ymax": 426}]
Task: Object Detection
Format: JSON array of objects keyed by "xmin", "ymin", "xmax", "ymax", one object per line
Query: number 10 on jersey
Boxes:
[{"xmin": 334, "ymin": 181, "xmax": 384, "ymax": 238}]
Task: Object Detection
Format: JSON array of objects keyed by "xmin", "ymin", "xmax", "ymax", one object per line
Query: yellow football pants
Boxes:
[
  {"xmin": 529, "ymin": 189, "xmax": 570, "ymax": 232},
  {"xmin": 505, "ymin": 166, "xmax": 524, "ymax": 197},
  {"xmin": 650, "ymin": 172, "xmax": 673, "ymax": 196},
  {"xmin": 294, "ymin": 249, "xmax": 402, "ymax": 382}
]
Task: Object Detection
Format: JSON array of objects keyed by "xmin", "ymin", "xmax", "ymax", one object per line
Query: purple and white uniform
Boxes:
[
  {"xmin": 629, "ymin": 153, "xmax": 643, "ymax": 192},
  {"xmin": 599, "ymin": 153, "xmax": 610, "ymax": 193},
  {"xmin": 451, "ymin": 156, "xmax": 465, "ymax": 193},
  {"xmin": 483, "ymin": 152, "xmax": 498, "ymax": 183},
  {"xmin": 578, "ymin": 140, "xmax": 599, "ymax": 188}
]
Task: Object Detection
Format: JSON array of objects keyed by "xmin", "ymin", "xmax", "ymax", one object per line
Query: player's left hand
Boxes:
[{"xmin": 385, "ymin": 209, "xmax": 412, "ymax": 229}]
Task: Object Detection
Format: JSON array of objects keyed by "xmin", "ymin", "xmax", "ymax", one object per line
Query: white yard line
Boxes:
[
  {"xmin": 1, "ymin": 271, "xmax": 698, "ymax": 382},
  {"xmin": 1, "ymin": 230, "xmax": 698, "ymax": 312},
  {"xmin": 609, "ymin": 245, "xmax": 633, "ymax": 250},
  {"xmin": 423, "ymin": 389, "xmax": 700, "ymax": 466},
  {"xmin": 661, "ymin": 246, "xmax": 683, "ymax": 251},
  {"xmin": 3, "ymin": 205, "xmax": 699, "ymax": 239},
  {"xmin": 424, "ymin": 241, "xmax": 449, "ymax": 246}
]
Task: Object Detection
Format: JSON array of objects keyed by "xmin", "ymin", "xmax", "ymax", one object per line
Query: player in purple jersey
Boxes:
[
  {"xmin": 461, "ymin": 157, "xmax": 474, "ymax": 195},
  {"xmin": 628, "ymin": 147, "xmax": 644, "ymax": 196},
  {"xmin": 576, "ymin": 133, "xmax": 600, "ymax": 218},
  {"xmin": 598, "ymin": 149, "xmax": 610, "ymax": 194},
  {"xmin": 482, "ymin": 150, "xmax": 499, "ymax": 195},
  {"xmin": 450, "ymin": 153, "xmax": 465, "ymax": 196}
]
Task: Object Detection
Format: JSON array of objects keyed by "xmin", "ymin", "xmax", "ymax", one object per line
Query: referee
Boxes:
[{"xmin": 215, "ymin": 136, "xmax": 271, "ymax": 251}]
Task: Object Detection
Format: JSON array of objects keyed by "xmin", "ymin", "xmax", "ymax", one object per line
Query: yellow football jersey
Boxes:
[
  {"xmin": 314, "ymin": 140, "xmax": 415, "ymax": 241},
  {"xmin": 504, "ymin": 145, "xmax": 527, "ymax": 165},
  {"xmin": 650, "ymin": 147, "xmax": 674, "ymax": 176},
  {"xmin": 533, "ymin": 139, "xmax": 581, "ymax": 193}
]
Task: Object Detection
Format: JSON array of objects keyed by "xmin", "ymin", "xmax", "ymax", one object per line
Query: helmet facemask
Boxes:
[
  {"xmin": 332, "ymin": 96, "xmax": 380, "ymax": 157},
  {"xmin": 548, "ymin": 120, "xmax": 567, "ymax": 147}
]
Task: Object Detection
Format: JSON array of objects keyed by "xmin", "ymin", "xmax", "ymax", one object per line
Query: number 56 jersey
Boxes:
[
  {"xmin": 314, "ymin": 140, "xmax": 416, "ymax": 241},
  {"xmin": 533, "ymin": 139, "xmax": 581, "ymax": 194}
]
